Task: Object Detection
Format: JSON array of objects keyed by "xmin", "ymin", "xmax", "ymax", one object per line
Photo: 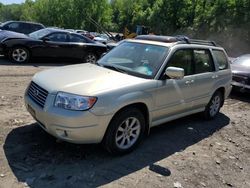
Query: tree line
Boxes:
[{"xmin": 0, "ymin": 0, "xmax": 249, "ymax": 56}]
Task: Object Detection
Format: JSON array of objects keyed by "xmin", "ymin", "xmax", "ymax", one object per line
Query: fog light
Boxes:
[{"xmin": 56, "ymin": 129, "xmax": 68, "ymax": 137}]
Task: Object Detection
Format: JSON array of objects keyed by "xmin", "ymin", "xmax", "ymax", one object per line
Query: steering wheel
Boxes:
[{"xmin": 134, "ymin": 63, "xmax": 153, "ymax": 76}]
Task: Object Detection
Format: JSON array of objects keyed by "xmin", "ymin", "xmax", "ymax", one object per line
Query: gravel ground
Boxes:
[{"xmin": 0, "ymin": 56, "xmax": 249, "ymax": 188}]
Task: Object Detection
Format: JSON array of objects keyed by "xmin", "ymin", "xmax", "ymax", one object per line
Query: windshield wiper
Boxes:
[{"xmin": 102, "ymin": 64, "xmax": 127, "ymax": 74}]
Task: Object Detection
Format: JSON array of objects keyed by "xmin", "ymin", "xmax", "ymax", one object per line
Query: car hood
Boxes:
[
  {"xmin": 32, "ymin": 63, "xmax": 150, "ymax": 95},
  {"xmin": 231, "ymin": 64, "xmax": 250, "ymax": 75},
  {"xmin": 0, "ymin": 30, "xmax": 29, "ymax": 41}
]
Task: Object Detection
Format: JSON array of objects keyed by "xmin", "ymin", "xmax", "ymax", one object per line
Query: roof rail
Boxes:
[
  {"xmin": 135, "ymin": 35, "xmax": 178, "ymax": 43},
  {"xmin": 184, "ymin": 39, "xmax": 217, "ymax": 46},
  {"xmin": 135, "ymin": 35, "xmax": 217, "ymax": 46},
  {"xmin": 174, "ymin": 35, "xmax": 217, "ymax": 46}
]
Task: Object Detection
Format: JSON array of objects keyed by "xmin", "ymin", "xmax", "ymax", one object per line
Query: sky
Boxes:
[{"xmin": 0, "ymin": 0, "xmax": 25, "ymax": 5}]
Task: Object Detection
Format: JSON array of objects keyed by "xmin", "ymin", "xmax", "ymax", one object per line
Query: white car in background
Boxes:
[{"xmin": 94, "ymin": 34, "xmax": 110, "ymax": 44}]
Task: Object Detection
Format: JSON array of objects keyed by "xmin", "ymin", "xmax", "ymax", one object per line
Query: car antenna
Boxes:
[{"xmin": 87, "ymin": 17, "xmax": 118, "ymax": 42}]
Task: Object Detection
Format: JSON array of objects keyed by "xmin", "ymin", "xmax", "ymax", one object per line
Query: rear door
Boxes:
[
  {"xmin": 68, "ymin": 33, "xmax": 89, "ymax": 59},
  {"xmin": 212, "ymin": 49, "xmax": 232, "ymax": 97},
  {"xmin": 191, "ymin": 48, "xmax": 216, "ymax": 108}
]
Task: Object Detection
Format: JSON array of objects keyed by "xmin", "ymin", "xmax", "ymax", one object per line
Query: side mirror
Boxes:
[
  {"xmin": 42, "ymin": 37, "xmax": 50, "ymax": 42},
  {"xmin": 165, "ymin": 66, "xmax": 184, "ymax": 79}
]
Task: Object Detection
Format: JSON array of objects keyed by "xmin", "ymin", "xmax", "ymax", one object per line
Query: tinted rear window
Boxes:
[
  {"xmin": 32, "ymin": 24, "xmax": 44, "ymax": 30},
  {"xmin": 212, "ymin": 50, "xmax": 228, "ymax": 70},
  {"xmin": 69, "ymin": 34, "xmax": 87, "ymax": 43},
  {"xmin": 194, "ymin": 49, "xmax": 214, "ymax": 73}
]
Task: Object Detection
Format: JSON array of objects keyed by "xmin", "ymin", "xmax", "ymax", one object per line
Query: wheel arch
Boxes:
[
  {"xmin": 104, "ymin": 102, "xmax": 150, "ymax": 140},
  {"xmin": 214, "ymin": 87, "xmax": 225, "ymax": 107},
  {"xmin": 8, "ymin": 44, "xmax": 32, "ymax": 57},
  {"xmin": 83, "ymin": 51, "xmax": 98, "ymax": 63},
  {"xmin": 86, "ymin": 45, "xmax": 107, "ymax": 59}
]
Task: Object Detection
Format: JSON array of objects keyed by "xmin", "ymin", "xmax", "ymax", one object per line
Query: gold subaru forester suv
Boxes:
[{"xmin": 25, "ymin": 35, "xmax": 232, "ymax": 154}]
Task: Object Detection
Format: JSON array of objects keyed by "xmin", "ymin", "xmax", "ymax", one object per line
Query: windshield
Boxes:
[
  {"xmin": 29, "ymin": 28, "xmax": 53, "ymax": 39},
  {"xmin": 96, "ymin": 34, "xmax": 109, "ymax": 39},
  {"xmin": 98, "ymin": 41, "xmax": 168, "ymax": 79},
  {"xmin": 233, "ymin": 54, "xmax": 250, "ymax": 67}
]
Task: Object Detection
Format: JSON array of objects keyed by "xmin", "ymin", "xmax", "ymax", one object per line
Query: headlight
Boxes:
[{"xmin": 54, "ymin": 92, "xmax": 97, "ymax": 111}]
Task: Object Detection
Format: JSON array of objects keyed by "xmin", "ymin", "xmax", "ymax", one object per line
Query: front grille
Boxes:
[
  {"xmin": 232, "ymin": 75, "xmax": 250, "ymax": 84},
  {"xmin": 27, "ymin": 81, "xmax": 48, "ymax": 108}
]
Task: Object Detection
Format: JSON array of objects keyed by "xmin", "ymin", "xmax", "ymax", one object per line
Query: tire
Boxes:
[
  {"xmin": 204, "ymin": 91, "xmax": 223, "ymax": 120},
  {"xmin": 103, "ymin": 108, "xmax": 145, "ymax": 155},
  {"xmin": 83, "ymin": 52, "xmax": 97, "ymax": 64},
  {"xmin": 9, "ymin": 46, "xmax": 30, "ymax": 63}
]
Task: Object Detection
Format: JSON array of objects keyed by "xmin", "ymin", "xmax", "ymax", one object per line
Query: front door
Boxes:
[
  {"xmin": 32, "ymin": 32, "xmax": 70, "ymax": 58},
  {"xmin": 153, "ymin": 49, "xmax": 195, "ymax": 123}
]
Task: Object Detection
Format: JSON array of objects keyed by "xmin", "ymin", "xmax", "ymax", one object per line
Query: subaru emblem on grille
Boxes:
[{"xmin": 33, "ymin": 89, "xmax": 39, "ymax": 96}]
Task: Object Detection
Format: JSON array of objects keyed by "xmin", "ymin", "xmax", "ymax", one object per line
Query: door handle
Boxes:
[
  {"xmin": 212, "ymin": 75, "xmax": 218, "ymax": 79},
  {"xmin": 185, "ymin": 80, "xmax": 194, "ymax": 84}
]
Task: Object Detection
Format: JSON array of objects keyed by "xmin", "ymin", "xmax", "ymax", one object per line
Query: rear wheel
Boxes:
[
  {"xmin": 204, "ymin": 91, "xmax": 223, "ymax": 120},
  {"xmin": 9, "ymin": 46, "xmax": 30, "ymax": 63},
  {"xmin": 103, "ymin": 108, "xmax": 145, "ymax": 155},
  {"xmin": 83, "ymin": 53, "xmax": 97, "ymax": 64}
]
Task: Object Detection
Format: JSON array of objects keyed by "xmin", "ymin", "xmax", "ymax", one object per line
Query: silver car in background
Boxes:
[
  {"xmin": 231, "ymin": 54, "xmax": 250, "ymax": 92},
  {"xmin": 24, "ymin": 35, "xmax": 232, "ymax": 154}
]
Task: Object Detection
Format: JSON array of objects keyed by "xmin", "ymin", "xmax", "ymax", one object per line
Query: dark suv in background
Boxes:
[{"xmin": 0, "ymin": 21, "xmax": 45, "ymax": 34}]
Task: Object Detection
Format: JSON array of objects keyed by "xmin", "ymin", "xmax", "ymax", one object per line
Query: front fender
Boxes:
[
  {"xmin": 91, "ymin": 90, "xmax": 154, "ymax": 116},
  {"xmin": 115, "ymin": 90, "xmax": 154, "ymax": 112}
]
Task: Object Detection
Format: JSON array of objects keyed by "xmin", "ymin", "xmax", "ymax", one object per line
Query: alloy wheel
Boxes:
[
  {"xmin": 209, "ymin": 95, "xmax": 221, "ymax": 117},
  {"xmin": 115, "ymin": 117, "xmax": 141, "ymax": 150},
  {"xmin": 85, "ymin": 53, "xmax": 97, "ymax": 64},
  {"xmin": 12, "ymin": 48, "xmax": 28, "ymax": 63}
]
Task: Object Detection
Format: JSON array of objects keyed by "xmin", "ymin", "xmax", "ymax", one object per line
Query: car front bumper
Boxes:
[
  {"xmin": 231, "ymin": 81, "xmax": 250, "ymax": 92},
  {"xmin": 24, "ymin": 93, "xmax": 112, "ymax": 144}
]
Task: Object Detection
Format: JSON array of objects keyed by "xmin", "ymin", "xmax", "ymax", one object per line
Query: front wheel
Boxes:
[
  {"xmin": 103, "ymin": 108, "xmax": 145, "ymax": 155},
  {"xmin": 83, "ymin": 53, "xmax": 97, "ymax": 64},
  {"xmin": 204, "ymin": 91, "xmax": 223, "ymax": 120},
  {"xmin": 9, "ymin": 47, "xmax": 30, "ymax": 63}
]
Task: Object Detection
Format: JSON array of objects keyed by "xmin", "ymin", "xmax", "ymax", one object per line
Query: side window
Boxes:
[
  {"xmin": 20, "ymin": 23, "xmax": 31, "ymax": 34},
  {"xmin": 6, "ymin": 22, "xmax": 20, "ymax": 31},
  {"xmin": 213, "ymin": 50, "xmax": 228, "ymax": 70},
  {"xmin": 167, "ymin": 49, "xmax": 193, "ymax": 76},
  {"xmin": 29, "ymin": 24, "xmax": 37, "ymax": 33},
  {"xmin": 194, "ymin": 49, "xmax": 214, "ymax": 74},
  {"xmin": 32, "ymin": 24, "xmax": 43, "ymax": 32},
  {"xmin": 47, "ymin": 33, "xmax": 68, "ymax": 42},
  {"xmin": 69, "ymin": 34, "xmax": 87, "ymax": 43}
]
